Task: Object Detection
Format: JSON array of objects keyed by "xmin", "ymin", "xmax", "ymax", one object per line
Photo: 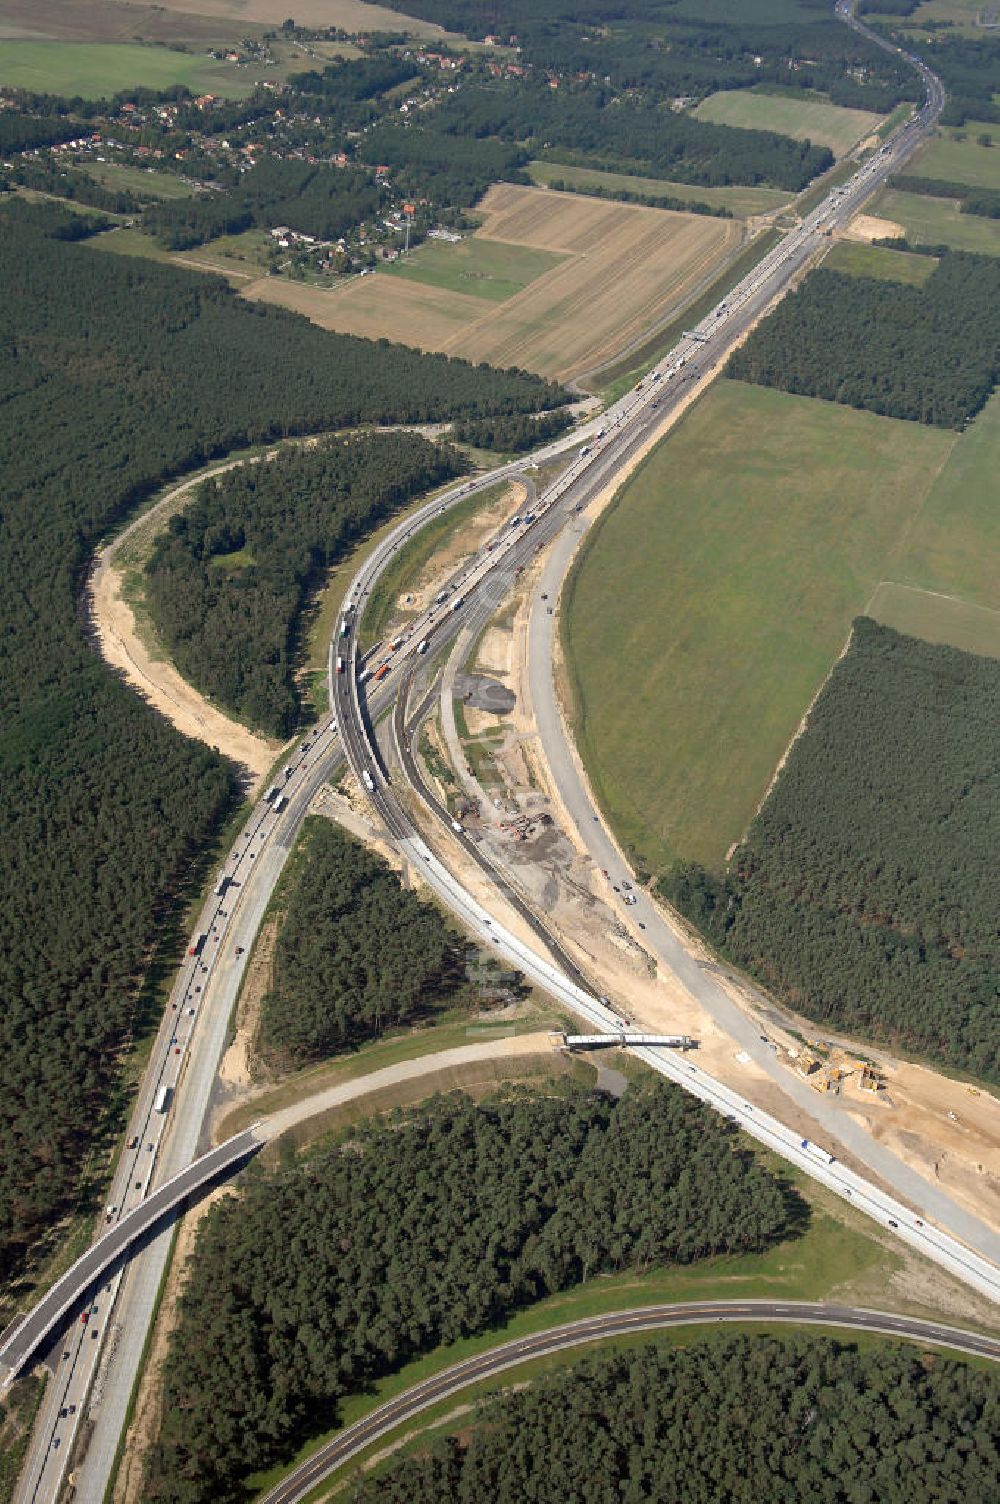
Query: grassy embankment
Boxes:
[{"xmin": 358, "ymin": 479, "xmax": 512, "ymax": 651}]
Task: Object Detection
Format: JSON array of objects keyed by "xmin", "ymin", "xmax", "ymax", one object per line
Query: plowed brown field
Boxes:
[{"xmin": 244, "ymin": 184, "xmax": 742, "ymax": 383}]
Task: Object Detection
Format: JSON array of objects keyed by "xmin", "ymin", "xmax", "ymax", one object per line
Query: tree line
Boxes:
[
  {"xmin": 727, "ymin": 251, "xmax": 1000, "ymax": 428},
  {"xmin": 145, "ymin": 432, "xmax": 465, "ymax": 734},
  {"xmin": 453, "ymin": 407, "xmax": 574, "ymax": 452},
  {"xmin": 144, "ymin": 159, "xmax": 385, "ymax": 251},
  {"xmin": 352, "ymin": 1333, "xmax": 1000, "ymax": 1502},
  {"xmin": 429, "ymin": 80, "xmax": 835, "ymax": 191},
  {"xmin": 146, "ymin": 1081, "xmax": 797, "ymax": 1502},
  {"xmin": 541, "ymin": 174, "xmax": 733, "ymax": 217},
  {"xmin": 0, "ymin": 198, "xmax": 563, "ymax": 1281},
  {"xmin": 891, "ymin": 172, "xmax": 1000, "ymax": 222},
  {"xmin": 259, "ymin": 819, "xmax": 465, "ymax": 1064},
  {"xmin": 660, "ymin": 621, "xmax": 1000, "ymax": 1083}
]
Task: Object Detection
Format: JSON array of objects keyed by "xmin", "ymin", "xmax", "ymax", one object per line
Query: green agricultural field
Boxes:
[
  {"xmin": 526, "ymin": 161, "xmax": 791, "ymax": 218},
  {"xmin": 693, "ymin": 90, "xmax": 881, "ymax": 157},
  {"xmin": 0, "ymin": 41, "xmax": 262, "ymax": 98},
  {"xmin": 87, "ymin": 224, "xmax": 176, "ymax": 263},
  {"xmin": 863, "ymin": 0, "xmax": 987, "ymax": 36},
  {"xmin": 889, "ymin": 387, "xmax": 1000, "ymax": 614},
  {"xmin": 874, "ymin": 187, "xmax": 1000, "ymax": 256},
  {"xmin": 916, "ymin": 122, "xmax": 1000, "ymax": 190},
  {"xmin": 866, "ymin": 583, "xmax": 1000, "ymax": 659},
  {"xmin": 385, "ymin": 236, "xmax": 564, "ymax": 302},
  {"xmin": 563, "ymin": 381, "xmax": 955, "ymax": 870},
  {"xmin": 823, "ymin": 239, "xmax": 936, "ymax": 284},
  {"xmin": 81, "ymin": 160, "xmax": 196, "ymax": 200}
]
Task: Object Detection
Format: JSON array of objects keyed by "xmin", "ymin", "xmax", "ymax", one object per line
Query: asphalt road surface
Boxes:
[
  {"xmin": 12, "ymin": 9, "xmax": 969, "ymax": 1499},
  {"xmin": 259, "ymin": 1301, "xmax": 1000, "ymax": 1504}
]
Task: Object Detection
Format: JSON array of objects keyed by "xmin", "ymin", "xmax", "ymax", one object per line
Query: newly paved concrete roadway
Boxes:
[{"xmin": 259, "ymin": 1302, "xmax": 1000, "ymax": 1504}]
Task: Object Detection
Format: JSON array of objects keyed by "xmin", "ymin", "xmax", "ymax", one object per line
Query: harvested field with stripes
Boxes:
[{"xmin": 244, "ymin": 184, "xmax": 742, "ymax": 383}]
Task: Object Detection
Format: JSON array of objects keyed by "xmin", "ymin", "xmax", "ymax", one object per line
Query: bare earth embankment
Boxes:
[{"xmin": 88, "ymin": 464, "xmax": 285, "ymax": 788}]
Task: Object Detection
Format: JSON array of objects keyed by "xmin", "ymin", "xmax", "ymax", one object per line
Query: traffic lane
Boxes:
[
  {"xmin": 258, "ymin": 1301, "xmax": 999, "ymax": 1504},
  {"xmin": 62, "ymin": 736, "xmax": 342, "ymax": 1501}
]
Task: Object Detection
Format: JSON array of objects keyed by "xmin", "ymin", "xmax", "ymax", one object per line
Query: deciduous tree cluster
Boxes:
[{"xmin": 147, "ymin": 1082, "xmax": 795, "ymax": 1501}]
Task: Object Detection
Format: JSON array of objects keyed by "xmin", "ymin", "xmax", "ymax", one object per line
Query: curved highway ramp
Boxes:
[{"xmin": 258, "ymin": 1301, "xmax": 1000, "ymax": 1504}]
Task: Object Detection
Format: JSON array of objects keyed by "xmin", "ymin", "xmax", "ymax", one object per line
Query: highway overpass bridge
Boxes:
[
  {"xmin": 0, "ymin": 1127, "xmax": 262, "ymax": 1387},
  {"xmin": 562, "ymin": 1034, "xmax": 698, "ymax": 1051}
]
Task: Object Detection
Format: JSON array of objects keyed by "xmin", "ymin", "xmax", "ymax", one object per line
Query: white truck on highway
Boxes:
[
  {"xmin": 154, "ymin": 1085, "xmax": 172, "ymax": 1114},
  {"xmin": 801, "ymin": 1138, "xmax": 835, "ymax": 1165},
  {"xmin": 361, "ymin": 770, "xmax": 375, "ymax": 793}
]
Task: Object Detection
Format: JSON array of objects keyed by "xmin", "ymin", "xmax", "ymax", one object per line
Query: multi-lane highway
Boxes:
[
  {"xmin": 12, "ymin": 7, "xmax": 987, "ymax": 1500},
  {"xmin": 321, "ymin": 7, "xmax": 1000, "ymax": 1303},
  {"xmin": 14, "ymin": 719, "xmax": 345, "ymax": 1501},
  {"xmin": 259, "ymin": 1301, "xmax": 1000, "ymax": 1504}
]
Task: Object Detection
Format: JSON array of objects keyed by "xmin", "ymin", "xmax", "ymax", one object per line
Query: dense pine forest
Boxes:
[
  {"xmin": 427, "ymin": 82, "xmax": 834, "ymax": 190},
  {"xmin": 0, "ymin": 198, "xmax": 562, "ymax": 1281},
  {"xmin": 727, "ymin": 252, "xmax": 1000, "ymax": 428},
  {"xmin": 353, "ymin": 1335, "xmax": 1000, "ymax": 1502},
  {"xmin": 145, "ymin": 434, "xmax": 465, "ymax": 735},
  {"xmin": 147, "ymin": 1083, "xmax": 795, "ymax": 1501},
  {"xmin": 661, "ymin": 622, "xmax": 1000, "ymax": 1082},
  {"xmin": 259, "ymin": 820, "xmax": 464, "ymax": 1064}
]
